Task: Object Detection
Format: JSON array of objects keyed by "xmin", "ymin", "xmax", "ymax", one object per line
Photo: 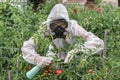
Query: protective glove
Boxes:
[
  {"xmin": 64, "ymin": 48, "xmax": 80, "ymax": 63},
  {"xmin": 34, "ymin": 56, "xmax": 53, "ymax": 68},
  {"xmin": 64, "ymin": 52, "xmax": 73, "ymax": 63}
]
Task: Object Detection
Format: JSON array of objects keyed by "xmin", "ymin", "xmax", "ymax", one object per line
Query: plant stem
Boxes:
[
  {"xmin": 102, "ymin": 30, "xmax": 107, "ymax": 67},
  {"xmin": 8, "ymin": 70, "xmax": 12, "ymax": 80}
]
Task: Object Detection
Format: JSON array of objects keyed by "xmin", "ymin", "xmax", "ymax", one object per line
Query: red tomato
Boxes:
[
  {"xmin": 88, "ymin": 69, "xmax": 93, "ymax": 73},
  {"xmin": 55, "ymin": 69, "xmax": 64, "ymax": 75},
  {"xmin": 49, "ymin": 69, "xmax": 52, "ymax": 73},
  {"xmin": 72, "ymin": 8, "xmax": 77, "ymax": 14},
  {"xmin": 97, "ymin": 8, "xmax": 102, "ymax": 13},
  {"xmin": 46, "ymin": 65, "xmax": 50, "ymax": 69},
  {"xmin": 46, "ymin": 66, "xmax": 52, "ymax": 70}
]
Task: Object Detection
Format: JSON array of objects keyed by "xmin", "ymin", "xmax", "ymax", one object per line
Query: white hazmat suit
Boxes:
[{"xmin": 21, "ymin": 4, "xmax": 104, "ymax": 67}]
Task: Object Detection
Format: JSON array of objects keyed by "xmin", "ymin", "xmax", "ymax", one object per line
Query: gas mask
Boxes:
[{"xmin": 49, "ymin": 19, "xmax": 69, "ymax": 40}]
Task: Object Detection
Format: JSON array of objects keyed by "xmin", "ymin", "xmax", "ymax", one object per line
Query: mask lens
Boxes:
[
  {"xmin": 50, "ymin": 19, "xmax": 68, "ymax": 31},
  {"xmin": 50, "ymin": 23, "xmax": 58, "ymax": 31},
  {"xmin": 59, "ymin": 22, "xmax": 67, "ymax": 28}
]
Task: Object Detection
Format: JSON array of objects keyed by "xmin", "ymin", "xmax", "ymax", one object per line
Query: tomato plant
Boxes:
[{"xmin": 0, "ymin": 1, "xmax": 120, "ymax": 80}]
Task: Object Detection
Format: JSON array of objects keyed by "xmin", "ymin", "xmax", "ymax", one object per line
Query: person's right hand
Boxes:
[{"xmin": 35, "ymin": 56, "xmax": 53, "ymax": 68}]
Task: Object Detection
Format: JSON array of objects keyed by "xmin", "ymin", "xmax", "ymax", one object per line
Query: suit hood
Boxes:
[{"xmin": 46, "ymin": 4, "xmax": 70, "ymax": 29}]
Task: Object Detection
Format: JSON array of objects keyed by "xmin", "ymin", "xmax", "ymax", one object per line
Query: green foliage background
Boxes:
[{"xmin": 0, "ymin": 1, "xmax": 120, "ymax": 80}]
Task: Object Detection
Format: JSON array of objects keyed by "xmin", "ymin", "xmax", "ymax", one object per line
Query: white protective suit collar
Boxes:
[{"xmin": 46, "ymin": 4, "xmax": 70, "ymax": 29}]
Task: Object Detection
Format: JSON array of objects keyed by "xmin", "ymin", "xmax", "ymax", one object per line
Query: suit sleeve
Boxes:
[
  {"xmin": 21, "ymin": 38, "xmax": 41, "ymax": 65},
  {"xmin": 69, "ymin": 20, "xmax": 104, "ymax": 54}
]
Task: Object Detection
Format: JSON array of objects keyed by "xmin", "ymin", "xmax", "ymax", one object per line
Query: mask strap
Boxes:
[
  {"xmin": 65, "ymin": 33, "xmax": 69, "ymax": 40},
  {"xmin": 50, "ymin": 34, "xmax": 54, "ymax": 40}
]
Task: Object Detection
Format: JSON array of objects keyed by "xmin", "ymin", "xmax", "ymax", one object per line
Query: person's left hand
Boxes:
[
  {"xmin": 64, "ymin": 52, "xmax": 73, "ymax": 63},
  {"xmin": 64, "ymin": 48, "xmax": 80, "ymax": 63}
]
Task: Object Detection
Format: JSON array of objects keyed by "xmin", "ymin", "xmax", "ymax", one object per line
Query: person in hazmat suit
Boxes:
[{"xmin": 21, "ymin": 4, "xmax": 104, "ymax": 68}]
